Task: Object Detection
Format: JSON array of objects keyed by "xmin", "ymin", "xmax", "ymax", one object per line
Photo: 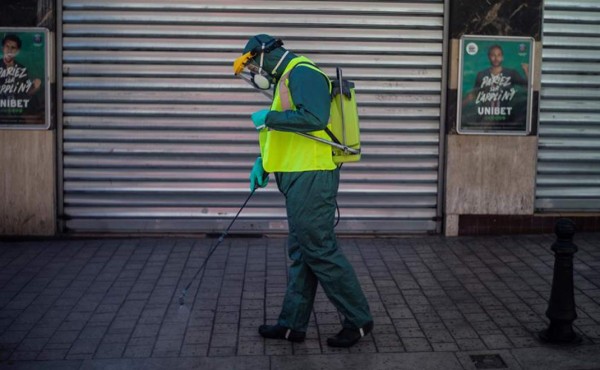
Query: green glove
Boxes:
[
  {"xmin": 249, "ymin": 157, "xmax": 269, "ymax": 191},
  {"xmin": 251, "ymin": 109, "xmax": 270, "ymax": 130}
]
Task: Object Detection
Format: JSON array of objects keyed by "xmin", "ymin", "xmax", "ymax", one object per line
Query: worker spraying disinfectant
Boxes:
[{"xmin": 233, "ymin": 34, "xmax": 373, "ymax": 348}]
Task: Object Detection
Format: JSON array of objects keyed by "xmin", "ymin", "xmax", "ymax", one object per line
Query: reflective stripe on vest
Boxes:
[{"xmin": 259, "ymin": 56, "xmax": 336, "ymax": 173}]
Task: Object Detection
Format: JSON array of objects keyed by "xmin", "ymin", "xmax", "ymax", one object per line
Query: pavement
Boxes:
[{"xmin": 0, "ymin": 232, "xmax": 599, "ymax": 370}]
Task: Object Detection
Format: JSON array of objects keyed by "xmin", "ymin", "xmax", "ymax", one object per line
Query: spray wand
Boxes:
[{"xmin": 179, "ymin": 187, "xmax": 257, "ymax": 306}]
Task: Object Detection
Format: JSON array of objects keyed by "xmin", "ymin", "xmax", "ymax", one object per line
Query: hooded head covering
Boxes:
[{"xmin": 242, "ymin": 34, "xmax": 295, "ymax": 81}]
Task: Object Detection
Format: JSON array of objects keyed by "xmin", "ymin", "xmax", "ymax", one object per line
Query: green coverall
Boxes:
[{"xmin": 244, "ymin": 35, "xmax": 373, "ymax": 332}]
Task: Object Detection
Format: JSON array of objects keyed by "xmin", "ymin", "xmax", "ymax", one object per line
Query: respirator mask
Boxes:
[{"xmin": 233, "ymin": 38, "xmax": 288, "ymax": 91}]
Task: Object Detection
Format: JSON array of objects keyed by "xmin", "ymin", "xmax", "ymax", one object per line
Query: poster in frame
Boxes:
[
  {"xmin": 457, "ymin": 35, "xmax": 534, "ymax": 135},
  {"xmin": 0, "ymin": 28, "xmax": 51, "ymax": 130}
]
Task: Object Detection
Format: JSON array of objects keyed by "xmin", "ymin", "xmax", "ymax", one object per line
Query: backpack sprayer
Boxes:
[{"xmin": 261, "ymin": 65, "xmax": 362, "ymax": 164}]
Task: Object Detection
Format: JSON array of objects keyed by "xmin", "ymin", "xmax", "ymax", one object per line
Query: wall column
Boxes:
[
  {"xmin": 444, "ymin": 0, "xmax": 544, "ymax": 236},
  {"xmin": 0, "ymin": 0, "xmax": 56, "ymax": 236}
]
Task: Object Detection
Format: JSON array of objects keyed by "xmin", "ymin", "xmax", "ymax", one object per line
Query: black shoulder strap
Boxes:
[{"xmin": 324, "ymin": 127, "xmax": 341, "ymax": 145}]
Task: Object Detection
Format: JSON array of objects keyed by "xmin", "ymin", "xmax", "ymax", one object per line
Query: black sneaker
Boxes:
[
  {"xmin": 327, "ymin": 321, "xmax": 374, "ymax": 348},
  {"xmin": 258, "ymin": 324, "xmax": 306, "ymax": 343}
]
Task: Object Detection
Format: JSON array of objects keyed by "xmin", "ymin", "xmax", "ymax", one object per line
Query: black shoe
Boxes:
[
  {"xmin": 327, "ymin": 321, "xmax": 374, "ymax": 348},
  {"xmin": 258, "ymin": 324, "xmax": 306, "ymax": 343}
]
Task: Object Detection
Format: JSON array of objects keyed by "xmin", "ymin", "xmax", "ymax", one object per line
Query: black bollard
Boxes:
[{"xmin": 539, "ymin": 218, "xmax": 582, "ymax": 344}]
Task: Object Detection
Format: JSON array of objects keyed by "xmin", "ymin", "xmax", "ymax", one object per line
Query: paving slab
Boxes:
[
  {"xmin": 77, "ymin": 356, "xmax": 270, "ymax": 370},
  {"xmin": 0, "ymin": 360, "xmax": 81, "ymax": 370},
  {"xmin": 511, "ymin": 343, "xmax": 600, "ymax": 370},
  {"xmin": 272, "ymin": 352, "xmax": 463, "ymax": 370}
]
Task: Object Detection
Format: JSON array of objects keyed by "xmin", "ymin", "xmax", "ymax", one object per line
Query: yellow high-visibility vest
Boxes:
[{"xmin": 259, "ymin": 56, "xmax": 336, "ymax": 172}]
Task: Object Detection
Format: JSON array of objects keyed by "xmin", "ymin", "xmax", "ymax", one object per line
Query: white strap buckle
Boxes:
[
  {"xmin": 359, "ymin": 328, "xmax": 365, "ymax": 337},
  {"xmin": 285, "ymin": 329, "xmax": 291, "ymax": 339}
]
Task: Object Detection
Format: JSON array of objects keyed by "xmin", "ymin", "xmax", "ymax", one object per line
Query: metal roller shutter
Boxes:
[
  {"xmin": 59, "ymin": 0, "xmax": 446, "ymax": 234},
  {"xmin": 537, "ymin": 0, "xmax": 600, "ymax": 211}
]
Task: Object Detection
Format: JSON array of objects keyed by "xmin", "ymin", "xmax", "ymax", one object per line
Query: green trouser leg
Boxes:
[
  {"xmin": 276, "ymin": 169, "xmax": 372, "ymax": 332},
  {"xmin": 276, "ymin": 221, "xmax": 319, "ymax": 332}
]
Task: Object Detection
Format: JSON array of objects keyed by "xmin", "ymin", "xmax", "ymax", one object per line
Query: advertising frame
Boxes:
[
  {"xmin": 457, "ymin": 35, "xmax": 534, "ymax": 135},
  {"xmin": 0, "ymin": 27, "xmax": 51, "ymax": 130}
]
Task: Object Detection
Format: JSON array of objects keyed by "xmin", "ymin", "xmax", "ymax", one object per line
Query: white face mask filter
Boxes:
[
  {"xmin": 238, "ymin": 69, "xmax": 271, "ymax": 91},
  {"xmin": 251, "ymin": 74, "xmax": 271, "ymax": 90},
  {"xmin": 243, "ymin": 48, "xmax": 289, "ymax": 91}
]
